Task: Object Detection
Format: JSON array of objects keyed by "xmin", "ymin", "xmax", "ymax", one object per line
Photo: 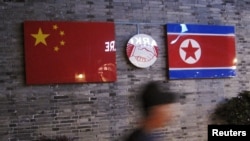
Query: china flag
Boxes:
[
  {"xmin": 24, "ymin": 21, "xmax": 116, "ymax": 85},
  {"xmin": 166, "ymin": 23, "xmax": 236, "ymax": 79}
]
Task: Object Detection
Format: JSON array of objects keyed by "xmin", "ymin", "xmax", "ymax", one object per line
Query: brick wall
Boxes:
[{"xmin": 0, "ymin": 0, "xmax": 250, "ymax": 141}]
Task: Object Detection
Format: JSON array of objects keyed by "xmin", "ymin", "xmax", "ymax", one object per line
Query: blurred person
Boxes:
[{"xmin": 125, "ymin": 81, "xmax": 178, "ymax": 141}]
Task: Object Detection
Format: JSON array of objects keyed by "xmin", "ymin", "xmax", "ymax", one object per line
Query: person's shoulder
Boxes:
[
  {"xmin": 124, "ymin": 128, "xmax": 142, "ymax": 141},
  {"xmin": 124, "ymin": 128, "xmax": 152, "ymax": 141}
]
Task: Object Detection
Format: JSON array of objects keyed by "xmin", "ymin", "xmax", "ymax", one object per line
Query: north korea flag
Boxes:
[
  {"xmin": 166, "ymin": 23, "xmax": 236, "ymax": 79},
  {"xmin": 24, "ymin": 21, "xmax": 116, "ymax": 85}
]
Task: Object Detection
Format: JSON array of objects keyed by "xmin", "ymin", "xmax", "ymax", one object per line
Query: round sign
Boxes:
[
  {"xmin": 126, "ymin": 34, "xmax": 159, "ymax": 68},
  {"xmin": 179, "ymin": 39, "xmax": 201, "ymax": 64}
]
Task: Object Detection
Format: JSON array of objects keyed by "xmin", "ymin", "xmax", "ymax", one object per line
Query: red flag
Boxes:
[
  {"xmin": 24, "ymin": 21, "xmax": 116, "ymax": 85},
  {"xmin": 166, "ymin": 23, "xmax": 236, "ymax": 79}
]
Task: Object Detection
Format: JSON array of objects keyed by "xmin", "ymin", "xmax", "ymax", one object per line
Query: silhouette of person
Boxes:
[{"xmin": 125, "ymin": 81, "xmax": 178, "ymax": 141}]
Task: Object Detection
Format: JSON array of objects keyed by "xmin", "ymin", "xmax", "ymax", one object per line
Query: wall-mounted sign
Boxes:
[
  {"xmin": 24, "ymin": 21, "xmax": 116, "ymax": 85},
  {"xmin": 166, "ymin": 23, "xmax": 236, "ymax": 79},
  {"xmin": 126, "ymin": 34, "xmax": 158, "ymax": 68}
]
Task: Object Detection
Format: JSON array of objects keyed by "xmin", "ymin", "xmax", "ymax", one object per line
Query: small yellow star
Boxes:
[
  {"xmin": 53, "ymin": 24, "xmax": 58, "ymax": 30},
  {"xmin": 60, "ymin": 31, "xmax": 65, "ymax": 36},
  {"xmin": 60, "ymin": 40, "xmax": 65, "ymax": 46},
  {"xmin": 31, "ymin": 28, "xmax": 50, "ymax": 46},
  {"xmin": 54, "ymin": 46, "xmax": 59, "ymax": 52}
]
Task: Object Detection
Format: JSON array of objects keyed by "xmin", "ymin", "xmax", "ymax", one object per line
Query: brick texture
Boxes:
[{"xmin": 0, "ymin": 0, "xmax": 250, "ymax": 141}]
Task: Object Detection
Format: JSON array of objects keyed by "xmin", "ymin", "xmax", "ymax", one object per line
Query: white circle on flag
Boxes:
[
  {"xmin": 126, "ymin": 34, "xmax": 158, "ymax": 68},
  {"xmin": 179, "ymin": 39, "xmax": 201, "ymax": 64}
]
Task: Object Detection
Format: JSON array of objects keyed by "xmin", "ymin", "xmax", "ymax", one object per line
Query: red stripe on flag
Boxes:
[{"xmin": 167, "ymin": 34, "xmax": 236, "ymax": 68}]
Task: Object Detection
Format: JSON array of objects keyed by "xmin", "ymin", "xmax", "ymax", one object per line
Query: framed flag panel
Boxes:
[
  {"xmin": 166, "ymin": 23, "xmax": 237, "ymax": 79},
  {"xmin": 24, "ymin": 21, "xmax": 116, "ymax": 85}
]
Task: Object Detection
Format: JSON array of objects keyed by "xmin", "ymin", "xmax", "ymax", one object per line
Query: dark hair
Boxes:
[{"xmin": 140, "ymin": 81, "xmax": 177, "ymax": 116}]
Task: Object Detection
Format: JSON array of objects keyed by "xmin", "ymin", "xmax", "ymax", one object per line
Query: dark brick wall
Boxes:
[{"xmin": 0, "ymin": 0, "xmax": 250, "ymax": 141}]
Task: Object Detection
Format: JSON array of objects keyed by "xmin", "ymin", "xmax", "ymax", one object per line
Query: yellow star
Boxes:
[
  {"xmin": 31, "ymin": 28, "xmax": 50, "ymax": 46},
  {"xmin": 53, "ymin": 24, "xmax": 58, "ymax": 30},
  {"xmin": 60, "ymin": 40, "xmax": 65, "ymax": 46},
  {"xmin": 54, "ymin": 46, "xmax": 59, "ymax": 52},
  {"xmin": 60, "ymin": 31, "xmax": 65, "ymax": 36}
]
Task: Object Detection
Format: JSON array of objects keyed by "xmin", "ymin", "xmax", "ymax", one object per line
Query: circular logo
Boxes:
[
  {"xmin": 179, "ymin": 39, "xmax": 201, "ymax": 64},
  {"xmin": 126, "ymin": 34, "xmax": 158, "ymax": 68}
]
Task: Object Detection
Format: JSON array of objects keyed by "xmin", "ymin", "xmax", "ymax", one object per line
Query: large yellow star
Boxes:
[{"xmin": 31, "ymin": 28, "xmax": 50, "ymax": 46}]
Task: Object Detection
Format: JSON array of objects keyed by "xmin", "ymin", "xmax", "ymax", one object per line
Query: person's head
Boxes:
[{"xmin": 140, "ymin": 81, "xmax": 177, "ymax": 129}]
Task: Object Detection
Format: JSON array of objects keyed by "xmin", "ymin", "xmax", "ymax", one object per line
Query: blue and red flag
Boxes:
[{"xmin": 166, "ymin": 23, "xmax": 237, "ymax": 79}]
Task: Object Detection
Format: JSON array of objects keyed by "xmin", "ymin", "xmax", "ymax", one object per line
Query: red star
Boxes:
[{"xmin": 181, "ymin": 40, "xmax": 199, "ymax": 60}]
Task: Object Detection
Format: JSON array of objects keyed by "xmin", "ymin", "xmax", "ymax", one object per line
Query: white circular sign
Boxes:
[
  {"xmin": 179, "ymin": 39, "xmax": 201, "ymax": 64},
  {"xmin": 126, "ymin": 34, "xmax": 158, "ymax": 68}
]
